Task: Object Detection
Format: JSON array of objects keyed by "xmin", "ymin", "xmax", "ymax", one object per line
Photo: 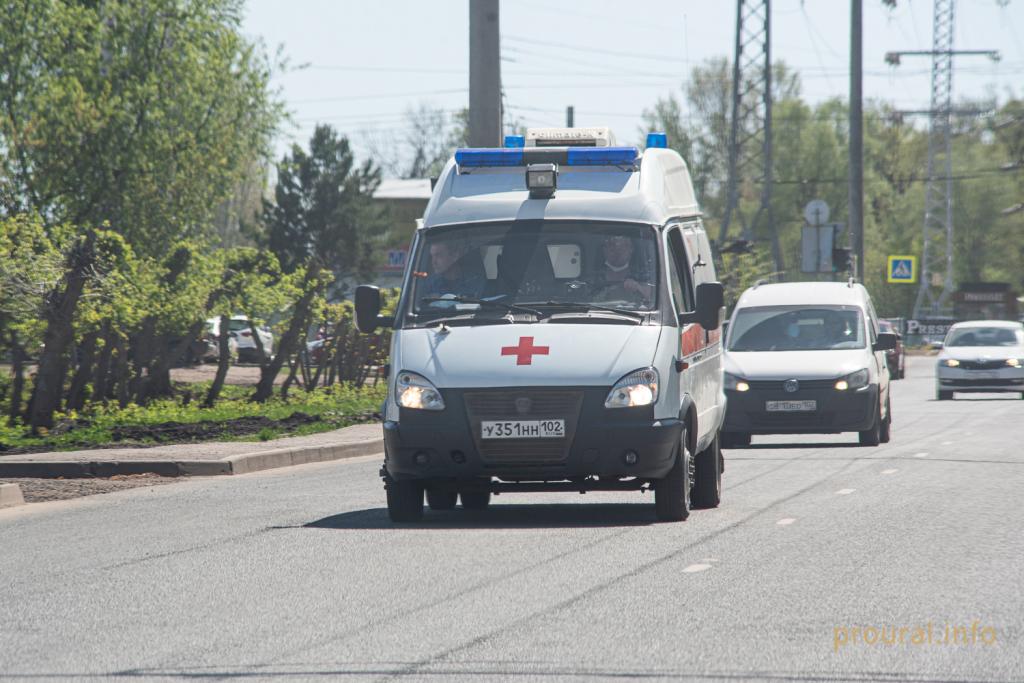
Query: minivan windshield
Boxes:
[
  {"xmin": 728, "ymin": 305, "xmax": 865, "ymax": 351},
  {"xmin": 404, "ymin": 221, "xmax": 659, "ymax": 325},
  {"xmin": 945, "ymin": 326, "xmax": 1023, "ymax": 347}
]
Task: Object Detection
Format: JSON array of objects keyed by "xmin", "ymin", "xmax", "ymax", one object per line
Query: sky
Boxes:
[{"xmin": 242, "ymin": 0, "xmax": 1024, "ymax": 172}]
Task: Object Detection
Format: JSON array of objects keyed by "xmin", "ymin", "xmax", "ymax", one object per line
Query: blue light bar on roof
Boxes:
[
  {"xmin": 646, "ymin": 132, "xmax": 668, "ymax": 148},
  {"xmin": 566, "ymin": 146, "xmax": 638, "ymax": 166},
  {"xmin": 455, "ymin": 148, "xmax": 524, "ymax": 167},
  {"xmin": 504, "ymin": 135, "xmax": 525, "ymax": 148},
  {"xmin": 455, "ymin": 146, "xmax": 638, "ymax": 169}
]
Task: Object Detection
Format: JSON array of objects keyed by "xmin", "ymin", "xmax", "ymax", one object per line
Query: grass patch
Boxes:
[{"xmin": 0, "ymin": 383, "xmax": 386, "ymax": 454}]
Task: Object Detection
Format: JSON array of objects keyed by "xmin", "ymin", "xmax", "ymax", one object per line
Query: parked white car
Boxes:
[
  {"xmin": 935, "ymin": 321, "xmax": 1024, "ymax": 400},
  {"xmin": 206, "ymin": 316, "xmax": 273, "ymax": 363}
]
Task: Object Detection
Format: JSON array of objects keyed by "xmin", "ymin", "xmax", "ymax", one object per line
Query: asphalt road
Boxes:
[{"xmin": 1, "ymin": 356, "xmax": 1021, "ymax": 682}]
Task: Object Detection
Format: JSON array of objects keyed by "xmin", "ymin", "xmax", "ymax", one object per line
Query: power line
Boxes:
[{"xmin": 504, "ymin": 34, "xmax": 692, "ymax": 65}]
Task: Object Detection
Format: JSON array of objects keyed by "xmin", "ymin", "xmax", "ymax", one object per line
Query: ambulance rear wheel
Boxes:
[
  {"xmin": 386, "ymin": 478, "xmax": 424, "ymax": 522},
  {"xmin": 655, "ymin": 430, "xmax": 691, "ymax": 522},
  {"xmin": 691, "ymin": 433, "xmax": 722, "ymax": 509},
  {"xmin": 426, "ymin": 488, "xmax": 458, "ymax": 510},
  {"xmin": 721, "ymin": 432, "xmax": 751, "ymax": 448},
  {"xmin": 460, "ymin": 489, "xmax": 491, "ymax": 510}
]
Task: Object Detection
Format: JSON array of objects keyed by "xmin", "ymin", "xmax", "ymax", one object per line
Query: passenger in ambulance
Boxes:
[
  {"xmin": 592, "ymin": 235, "xmax": 655, "ymax": 305},
  {"xmin": 419, "ymin": 241, "xmax": 486, "ymax": 301}
]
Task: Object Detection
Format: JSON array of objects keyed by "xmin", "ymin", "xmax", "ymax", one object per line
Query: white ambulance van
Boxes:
[{"xmin": 355, "ymin": 128, "xmax": 726, "ymax": 522}]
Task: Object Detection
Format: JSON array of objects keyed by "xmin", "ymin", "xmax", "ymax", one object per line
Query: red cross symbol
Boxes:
[{"xmin": 501, "ymin": 336, "xmax": 550, "ymax": 366}]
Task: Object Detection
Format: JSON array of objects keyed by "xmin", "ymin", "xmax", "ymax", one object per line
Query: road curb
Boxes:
[
  {"xmin": 0, "ymin": 438, "xmax": 383, "ymax": 479},
  {"xmin": 0, "ymin": 483, "xmax": 26, "ymax": 508}
]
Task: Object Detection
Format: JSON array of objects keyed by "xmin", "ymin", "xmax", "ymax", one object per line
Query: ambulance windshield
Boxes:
[{"xmin": 407, "ymin": 221, "xmax": 658, "ymax": 323}]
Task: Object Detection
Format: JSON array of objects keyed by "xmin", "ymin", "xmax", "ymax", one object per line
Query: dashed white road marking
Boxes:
[
  {"xmin": 881, "ymin": 468, "xmax": 899, "ymax": 475},
  {"xmin": 941, "ymin": 440, "xmax": 953, "ymax": 446},
  {"xmin": 777, "ymin": 518, "xmax": 796, "ymax": 526},
  {"xmin": 836, "ymin": 488, "xmax": 856, "ymax": 495},
  {"xmin": 913, "ymin": 452, "xmax": 929, "ymax": 458},
  {"xmin": 682, "ymin": 563, "xmax": 712, "ymax": 573}
]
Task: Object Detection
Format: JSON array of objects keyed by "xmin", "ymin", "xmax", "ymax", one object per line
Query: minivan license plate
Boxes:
[
  {"xmin": 481, "ymin": 420, "xmax": 565, "ymax": 439},
  {"xmin": 766, "ymin": 400, "xmax": 816, "ymax": 412}
]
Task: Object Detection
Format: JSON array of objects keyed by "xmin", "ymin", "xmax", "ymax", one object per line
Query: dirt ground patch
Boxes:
[
  {"xmin": 169, "ymin": 363, "xmax": 289, "ymax": 385},
  {"xmin": 0, "ymin": 474, "xmax": 180, "ymax": 503}
]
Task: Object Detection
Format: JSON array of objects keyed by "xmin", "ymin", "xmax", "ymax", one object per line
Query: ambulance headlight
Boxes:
[
  {"xmin": 605, "ymin": 367, "xmax": 659, "ymax": 408},
  {"xmin": 395, "ymin": 371, "xmax": 445, "ymax": 411}
]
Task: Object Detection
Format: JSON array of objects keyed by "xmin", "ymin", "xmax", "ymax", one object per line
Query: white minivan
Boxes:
[
  {"xmin": 722, "ymin": 281, "xmax": 898, "ymax": 447},
  {"xmin": 355, "ymin": 128, "xmax": 726, "ymax": 522}
]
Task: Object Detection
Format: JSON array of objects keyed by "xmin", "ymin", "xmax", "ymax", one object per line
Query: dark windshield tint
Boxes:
[
  {"xmin": 728, "ymin": 305, "xmax": 865, "ymax": 351},
  {"xmin": 406, "ymin": 221, "xmax": 658, "ymax": 322},
  {"xmin": 945, "ymin": 327, "xmax": 1023, "ymax": 347}
]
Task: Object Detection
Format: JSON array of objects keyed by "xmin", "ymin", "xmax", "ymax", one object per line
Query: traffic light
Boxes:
[{"xmin": 832, "ymin": 247, "xmax": 852, "ymax": 273}]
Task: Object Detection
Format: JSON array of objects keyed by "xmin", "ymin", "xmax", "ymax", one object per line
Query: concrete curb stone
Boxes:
[
  {"xmin": 0, "ymin": 483, "xmax": 25, "ymax": 508},
  {"xmin": 0, "ymin": 435, "xmax": 383, "ymax": 479}
]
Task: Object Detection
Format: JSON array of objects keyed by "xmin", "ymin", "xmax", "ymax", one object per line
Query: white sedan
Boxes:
[{"xmin": 935, "ymin": 321, "xmax": 1024, "ymax": 400}]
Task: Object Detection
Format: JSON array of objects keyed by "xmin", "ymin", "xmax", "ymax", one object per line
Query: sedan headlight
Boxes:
[
  {"xmin": 1006, "ymin": 358, "xmax": 1022, "ymax": 368},
  {"xmin": 942, "ymin": 358, "xmax": 960, "ymax": 368},
  {"xmin": 395, "ymin": 371, "xmax": 445, "ymax": 411},
  {"xmin": 724, "ymin": 372, "xmax": 750, "ymax": 392},
  {"xmin": 835, "ymin": 368, "xmax": 869, "ymax": 391},
  {"xmin": 605, "ymin": 367, "xmax": 659, "ymax": 408}
]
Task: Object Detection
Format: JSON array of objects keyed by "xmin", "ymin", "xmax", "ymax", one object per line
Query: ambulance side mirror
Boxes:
[
  {"xmin": 355, "ymin": 285, "xmax": 391, "ymax": 333},
  {"xmin": 681, "ymin": 282, "xmax": 724, "ymax": 330}
]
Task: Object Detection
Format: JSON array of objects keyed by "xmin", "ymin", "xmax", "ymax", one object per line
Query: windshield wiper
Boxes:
[
  {"xmin": 417, "ymin": 314, "xmax": 514, "ymax": 328},
  {"xmin": 419, "ymin": 296, "xmax": 543, "ymax": 318},
  {"xmin": 519, "ymin": 300, "xmax": 646, "ymax": 321}
]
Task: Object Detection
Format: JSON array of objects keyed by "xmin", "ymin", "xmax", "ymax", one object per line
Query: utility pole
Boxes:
[
  {"xmin": 566, "ymin": 105, "xmax": 574, "ymax": 128},
  {"xmin": 885, "ymin": 0, "xmax": 1000, "ymax": 319},
  {"xmin": 849, "ymin": 0, "xmax": 864, "ymax": 282},
  {"xmin": 721, "ymin": 0, "xmax": 782, "ymax": 277},
  {"xmin": 469, "ymin": 0, "xmax": 501, "ymax": 147}
]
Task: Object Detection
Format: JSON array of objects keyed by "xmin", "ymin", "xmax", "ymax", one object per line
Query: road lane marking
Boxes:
[
  {"xmin": 835, "ymin": 488, "xmax": 856, "ymax": 495},
  {"xmin": 941, "ymin": 440, "xmax": 953, "ymax": 446},
  {"xmin": 881, "ymin": 468, "xmax": 899, "ymax": 475},
  {"xmin": 777, "ymin": 518, "xmax": 796, "ymax": 526},
  {"xmin": 914, "ymin": 452, "xmax": 929, "ymax": 458},
  {"xmin": 682, "ymin": 563, "xmax": 712, "ymax": 573}
]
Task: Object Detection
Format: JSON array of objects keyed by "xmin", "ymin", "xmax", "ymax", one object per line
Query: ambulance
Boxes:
[{"xmin": 354, "ymin": 128, "xmax": 726, "ymax": 522}]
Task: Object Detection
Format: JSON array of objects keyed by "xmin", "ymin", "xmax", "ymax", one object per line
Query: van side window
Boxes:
[{"xmin": 666, "ymin": 228, "xmax": 695, "ymax": 313}]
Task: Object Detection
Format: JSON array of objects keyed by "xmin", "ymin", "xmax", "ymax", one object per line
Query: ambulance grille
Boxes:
[{"xmin": 464, "ymin": 389, "xmax": 584, "ymax": 466}]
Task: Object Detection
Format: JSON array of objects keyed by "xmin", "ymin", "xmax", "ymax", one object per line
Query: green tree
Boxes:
[
  {"xmin": 261, "ymin": 124, "xmax": 383, "ymax": 278},
  {"xmin": 0, "ymin": 0, "xmax": 282, "ymax": 255}
]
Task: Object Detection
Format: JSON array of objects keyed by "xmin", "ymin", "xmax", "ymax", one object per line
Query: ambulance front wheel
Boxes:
[
  {"xmin": 386, "ymin": 477, "xmax": 424, "ymax": 522},
  {"xmin": 654, "ymin": 428, "xmax": 691, "ymax": 522}
]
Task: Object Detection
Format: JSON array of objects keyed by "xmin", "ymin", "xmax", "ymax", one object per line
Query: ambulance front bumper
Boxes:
[{"xmin": 382, "ymin": 387, "xmax": 681, "ymax": 482}]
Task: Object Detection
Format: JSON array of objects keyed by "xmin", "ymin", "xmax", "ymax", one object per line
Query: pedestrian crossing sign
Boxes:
[{"xmin": 887, "ymin": 255, "xmax": 917, "ymax": 283}]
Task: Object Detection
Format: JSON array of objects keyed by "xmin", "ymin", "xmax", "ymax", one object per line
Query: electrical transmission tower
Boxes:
[
  {"xmin": 720, "ymin": 0, "xmax": 783, "ymax": 276},
  {"xmin": 887, "ymin": 0, "xmax": 999, "ymax": 319}
]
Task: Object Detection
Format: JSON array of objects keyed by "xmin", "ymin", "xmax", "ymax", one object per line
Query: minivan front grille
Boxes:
[{"xmin": 746, "ymin": 379, "xmax": 837, "ymax": 392}]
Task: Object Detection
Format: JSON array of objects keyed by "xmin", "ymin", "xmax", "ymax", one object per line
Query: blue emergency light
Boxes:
[
  {"xmin": 646, "ymin": 132, "xmax": 668, "ymax": 148},
  {"xmin": 456, "ymin": 146, "xmax": 638, "ymax": 169},
  {"xmin": 504, "ymin": 135, "xmax": 525, "ymax": 148}
]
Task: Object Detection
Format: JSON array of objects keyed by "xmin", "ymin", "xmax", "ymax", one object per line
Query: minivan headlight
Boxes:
[
  {"xmin": 835, "ymin": 368, "xmax": 869, "ymax": 391},
  {"xmin": 605, "ymin": 367, "xmax": 659, "ymax": 408},
  {"xmin": 942, "ymin": 358, "xmax": 960, "ymax": 368},
  {"xmin": 724, "ymin": 373, "xmax": 750, "ymax": 392},
  {"xmin": 1006, "ymin": 358, "xmax": 1022, "ymax": 368},
  {"xmin": 395, "ymin": 371, "xmax": 445, "ymax": 410}
]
